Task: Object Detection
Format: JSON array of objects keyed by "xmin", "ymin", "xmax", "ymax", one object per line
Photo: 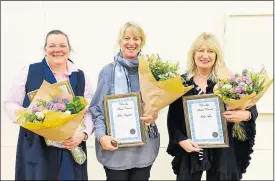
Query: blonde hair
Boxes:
[
  {"xmin": 186, "ymin": 32, "xmax": 225, "ymax": 82},
  {"xmin": 117, "ymin": 21, "xmax": 146, "ymax": 49}
]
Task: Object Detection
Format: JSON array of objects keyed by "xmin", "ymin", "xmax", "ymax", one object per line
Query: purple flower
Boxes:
[
  {"xmin": 242, "ymin": 76, "xmax": 248, "ymax": 81},
  {"xmin": 52, "ymin": 97, "xmax": 58, "ymax": 103},
  {"xmin": 62, "ymin": 98, "xmax": 70, "ymax": 104},
  {"xmin": 242, "ymin": 69, "xmax": 248, "ymax": 76},
  {"xmin": 236, "ymin": 78, "xmax": 242, "ymax": 84},
  {"xmin": 46, "ymin": 102, "xmax": 56, "ymax": 110},
  {"xmin": 46, "ymin": 102, "xmax": 53, "ymax": 110},
  {"xmin": 229, "ymin": 76, "xmax": 236, "ymax": 83}
]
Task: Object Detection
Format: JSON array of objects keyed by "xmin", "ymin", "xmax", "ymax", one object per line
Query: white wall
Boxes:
[
  {"xmin": 224, "ymin": 13, "xmax": 273, "ymax": 113},
  {"xmin": 1, "ymin": 1, "xmax": 273, "ymax": 106},
  {"xmin": 1, "ymin": 1, "xmax": 273, "ymax": 180}
]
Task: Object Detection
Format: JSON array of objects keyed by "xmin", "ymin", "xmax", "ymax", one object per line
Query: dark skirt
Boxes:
[{"xmin": 172, "ymin": 123, "xmax": 256, "ymax": 180}]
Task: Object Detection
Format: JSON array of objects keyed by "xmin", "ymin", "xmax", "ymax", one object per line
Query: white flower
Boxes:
[
  {"xmin": 222, "ymin": 84, "xmax": 232, "ymax": 90},
  {"xmin": 239, "ymin": 82, "xmax": 247, "ymax": 87},
  {"xmin": 65, "ymin": 110, "xmax": 71, "ymax": 115},
  {"xmin": 35, "ymin": 112, "xmax": 44, "ymax": 119}
]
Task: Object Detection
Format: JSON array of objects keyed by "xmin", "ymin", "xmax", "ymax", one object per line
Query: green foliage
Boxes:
[
  {"xmin": 247, "ymin": 67, "xmax": 266, "ymax": 94},
  {"xmin": 24, "ymin": 112, "xmax": 36, "ymax": 123},
  {"xmin": 146, "ymin": 54, "xmax": 181, "ymax": 81},
  {"xmin": 232, "ymin": 122, "xmax": 247, "ymax": 141},
  {"xmin": 65, "ymin": 96, "xmax": 85, "ymax": 114}
]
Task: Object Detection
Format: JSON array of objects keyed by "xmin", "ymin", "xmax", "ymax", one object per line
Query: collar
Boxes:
[
  {"xmin": 183, "ymin": 74, "xmax": 215, "ymax": 89},
  {"xmin": 45, "ymin": 58, "xmax": 78, "ymax": 76}
]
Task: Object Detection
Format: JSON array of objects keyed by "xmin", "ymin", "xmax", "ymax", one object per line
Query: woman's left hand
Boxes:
[
  {"xmin": 140, "ymin": 111, "xmax": 158, "ymax": 126},
  {"xmin": 223, "ymin": 110, "xmax": 251, "ymax": 123},
  {"xmin": 62, "ymin": 131, "xmax": 86, "ymax": 150}
]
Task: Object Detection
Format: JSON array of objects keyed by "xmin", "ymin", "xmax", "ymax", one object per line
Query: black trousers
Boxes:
[
  {"xmin": 177, "ymin": 170, "xmax": 220, "ymax": 180},
  {"xmin": 104, "ymin": 165, "xmax": 152, "ymax": 180}
]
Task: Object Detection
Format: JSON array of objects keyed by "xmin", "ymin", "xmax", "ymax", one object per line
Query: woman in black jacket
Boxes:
[{"xmin": 167, "ymin": 32, "xmax": 258, "ymax": 180}]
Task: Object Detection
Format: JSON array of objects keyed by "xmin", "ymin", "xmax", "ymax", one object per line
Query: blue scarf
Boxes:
[
  {"xmin": 112, "ymin": 52, "xmax": 159, "ymax": 139},
  {"xmin": 113, "ymin": 51, "xmax": 139, "ymax": 94}
]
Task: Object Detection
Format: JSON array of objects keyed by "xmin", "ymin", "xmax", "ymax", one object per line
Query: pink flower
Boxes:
[
  {"xmin": 52, "ymin": 104, "xmax": 59, "ymax": 111},
  {"xmin": 239, "ymin": 86, "xmax": 246, "ymax": 92},
  {"xmin": 32, "ymin": 106, "xmax": 40, "ymax": 113},
  {"xmin": 57, "ymin": 103, "xmax": 66, "ymax": 111},
  {"xmin": 234, "ymin": 87, "xmax": 242, "ymax": 93},
  {"xmin": 246, "ymin": 79, "xmax": 253, "ymax": 85},
  {"xmin": 32, "ymin": 106, "xmax": 43, "ymax": 113}
]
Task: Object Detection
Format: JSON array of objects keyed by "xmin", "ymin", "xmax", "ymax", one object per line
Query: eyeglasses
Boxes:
[{"xmin": 47, "ymin": 44, "xmax": 68, "ymax": 50}]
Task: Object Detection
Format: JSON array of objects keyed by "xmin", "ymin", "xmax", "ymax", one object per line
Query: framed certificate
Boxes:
[
  {"xmin": 182, "ymin": 94, "xmax": 229, "ymax": 148},
  {"xmin": 104, "ymin": 92, "xmax": 146, "ymax": 147},
  {"xmin": 27, "ymin": 80, "xmax": 75, "ymax": 101}
]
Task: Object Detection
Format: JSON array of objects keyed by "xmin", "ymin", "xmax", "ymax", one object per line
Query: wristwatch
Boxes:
[{"xmin": 83, "ymin": 132, "xmax": 88, "ymax": 141}]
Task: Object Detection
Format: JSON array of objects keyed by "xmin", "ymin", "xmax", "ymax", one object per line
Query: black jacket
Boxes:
[{"xmin": 167, "ymin": 75, "xmax": 258, "ymax": 180}]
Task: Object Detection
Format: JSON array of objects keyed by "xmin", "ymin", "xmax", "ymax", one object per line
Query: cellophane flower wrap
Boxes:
[
  {"xmin": 138, "ymin": 54, "xmax": 194, "ymax": 114},
  {"xmin": 214, "ymin": 67, "xmax": 273, "ymax": 141},
  {"xmin": 15, "ymin": 80, "xmax": 88, "ymax": 164}
]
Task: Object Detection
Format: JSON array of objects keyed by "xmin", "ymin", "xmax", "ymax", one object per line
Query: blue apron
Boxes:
[{"xmin": 15, "ymin": 58, "xmax": 88, "ymax": 180}]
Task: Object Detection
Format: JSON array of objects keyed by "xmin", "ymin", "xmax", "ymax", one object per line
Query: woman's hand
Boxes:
[
  {"xmin": 99, "ymin": 135, "xmax": 119, "ymax": 151},
  {"xmin": 179, "ymin": 139, "xmax": 201, "ymax": 152},
  {"xmin": 223, "ymin": 110, "xmax": 251, "ymax": 123},
  {"xmin": 62, "ymin": 131, "xmax": 86, "ymax": 150},
  {"xmin": 140, "ymin": 111, "xmax": 158, "ymax": 126}
]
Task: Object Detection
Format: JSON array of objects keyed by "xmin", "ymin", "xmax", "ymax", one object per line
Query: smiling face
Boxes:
[
  {"xmin": 194, "ymin": 42, "xmax": 217, "ymax": 71},
  {"xmin": 119, "ymin": 27, "xmax": 142, "ymax": 60},
  {"xmin": 45, "ymin": 34, "xmax": 70, "ymax": 65}
]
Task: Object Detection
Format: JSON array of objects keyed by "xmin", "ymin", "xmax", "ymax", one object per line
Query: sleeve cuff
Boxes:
[
  {"xmin": 82, "ymin": 130, "xmax": 89, "ymax": 141},
  {"xmin": 95, "ymin": 131, "xmax": 106, "ymax": 142},
  {"xmin": 174, "ymin": 130, "xmax": 188, "ymax": 143}
]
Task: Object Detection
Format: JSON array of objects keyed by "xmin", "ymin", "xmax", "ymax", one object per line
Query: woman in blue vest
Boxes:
[
  {"xmin": 89, "ymin": 21, "xmax": 160, "ymax": 180},
  {"xmin": 3, "ymin": 30, "xmax": 94, "ymax": 180}
]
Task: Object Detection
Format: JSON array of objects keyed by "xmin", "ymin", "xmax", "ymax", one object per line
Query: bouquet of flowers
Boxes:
[
  {"xmin": 15, "ymin": 80, "xmax": 88, "ymax": 164},
  {"xmin": 138, "ymin": 53, "xmax": 193, "ymax": 113},
  {"xmin": 147, "ymin": 54, "xmax": 185, "ymax": 83},
  {"xmin": 214, "ymin": 67, "xmax": 273, "ymax": 141}
]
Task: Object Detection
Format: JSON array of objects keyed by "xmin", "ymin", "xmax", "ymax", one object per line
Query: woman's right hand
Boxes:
[
  {"xmin": 179, "ymin": 139, "xmax": 201, "ymax": 152},
  {"xmin": 99, "ymin": 136, "xmax": 119, "ymax": 151}
]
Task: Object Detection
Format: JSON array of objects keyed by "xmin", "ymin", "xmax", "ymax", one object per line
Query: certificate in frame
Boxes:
[
  {"xmin": 182, "ymin": 94, "xmax": 229, "ymax": 148},
  {"xmin": 27, "ymin": 80, "xmax": 75, "ymax": 101},
  {"xmin": 104, "ymin": 92, "xmax": 145, "ymax": 147}
]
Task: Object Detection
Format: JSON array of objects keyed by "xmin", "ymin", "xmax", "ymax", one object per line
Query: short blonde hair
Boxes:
[
  {"xmin": 186, "ymin": 32, "xmax": 225, "ymax": 82},
  {"xmin": 118, "ymin": 21, "xmax": 146, "ymax": 49}
]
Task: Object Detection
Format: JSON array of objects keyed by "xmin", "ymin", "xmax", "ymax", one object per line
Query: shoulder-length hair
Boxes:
[{"xmin": 186, "ymin": 32, "xmax": 225, "ymax": 82}]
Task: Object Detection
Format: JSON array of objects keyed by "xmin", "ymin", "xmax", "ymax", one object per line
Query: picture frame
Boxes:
[
  {"xmin": 182, "ymin": 94, "xmax": 229, "ymax": 148},
  {"xmin": 104, "ymin": 92, "xmax": 146, "ymax": 147},
  {"xmin": 27, "ymin": 80, "xmax": 75, "ymax": 101}
]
